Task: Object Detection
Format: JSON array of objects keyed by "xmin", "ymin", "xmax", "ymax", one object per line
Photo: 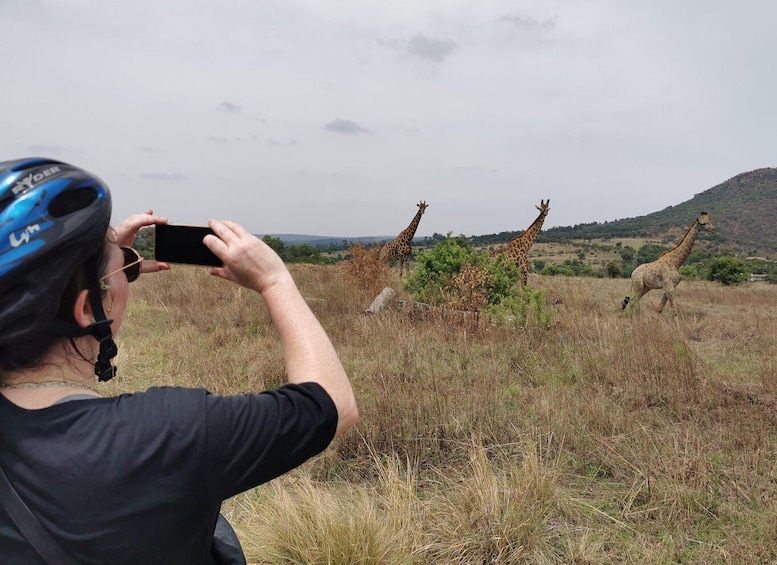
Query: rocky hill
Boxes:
[{"xmin": 535, "ymin": 168, "xmax": 777, "ymax": 258}]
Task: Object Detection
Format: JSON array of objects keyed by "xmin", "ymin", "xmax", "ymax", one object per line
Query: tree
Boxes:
[
  {"xmin": 618, "ymin": 245, "xmax": 635, "ymax": 264},
  {"xmin": 134, "ymin": 227, "xmax": 155, "ymax": 259},
  {"xmin": 285, "ymin": 243, "xmax": 333, "ymax": 265},
  {"xmin": 636, "ymin": 244, "xmax": 666, "ymax": 265},
  {"xmin": 706, "ymin": 256, "xmax": 748, "ymax": 286},
  {"xmin": 605, "ymin": 261, "xmax": 622, "ymax": 278},
  {"xmin": 262, "ymin": 235, "xmax": 286, "ymax": 259}
]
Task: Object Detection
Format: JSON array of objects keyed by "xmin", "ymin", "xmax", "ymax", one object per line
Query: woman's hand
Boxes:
[
  {"xmin": 204, "ymin": 220, "xmax": 289, "ymax": 293},
  {"xmin": 114, "ymin": 210, "xmax": 171, "ymax": 274}
]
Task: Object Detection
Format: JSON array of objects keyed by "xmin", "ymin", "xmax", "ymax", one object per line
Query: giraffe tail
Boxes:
[{"xmin": 621, "ymin": 296, "xmax": 631, "ymax": 310}]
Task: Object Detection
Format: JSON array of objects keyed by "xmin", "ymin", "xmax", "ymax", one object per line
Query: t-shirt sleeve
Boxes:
[{"xmin": 203, "ymin": 382, "xmax": 338, "ymax": 500}]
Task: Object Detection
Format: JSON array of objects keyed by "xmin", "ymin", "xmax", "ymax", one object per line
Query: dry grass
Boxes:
[{"xmin": 110, "ymin": 265, "xmax": 777, "ymax": 564}]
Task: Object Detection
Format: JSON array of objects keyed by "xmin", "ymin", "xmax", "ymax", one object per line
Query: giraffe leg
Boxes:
[
  {"xmin": 623, "ymin": 282, "xmax": 641, "ymax": 310},
  {"xmin": 658, "ymin": 283, "xmax": 676, "ymax": 314},
  {"xmin": 666, "ymin": 291, "xmax": 678, "ymax": 315}
]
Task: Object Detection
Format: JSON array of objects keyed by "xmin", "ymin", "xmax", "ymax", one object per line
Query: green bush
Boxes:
[
  {"xmin": 706, "ymin": 256, "xmax": 749, "ymax": 286},
  {"xmin": 605, "ymin": 261, "xmax": 622, "ymax": 278},
  {"xmin": 261, "ymin": 236, "xmax": 333, "ymax": 265},
  {"xmin": 483, "ymin": 285, "xmax": 552, "ymax": 328},
  {"xmin": 403, "ymin": 236, "xmax": 477, "ymax": 305},
  {"xmin": 636, "ymin": 244, "xmax": 667, "ymax": 264},
  {"xmin": 403, "ymin": 237, "xmax": 551, "ymax": 327},
  {"xmin": 540, "ymin": 264, "xmax": 575, "ymax": 277},
  {"xmin": 679, "ymin": 265, "xmax": 699, "ymax": 280}
]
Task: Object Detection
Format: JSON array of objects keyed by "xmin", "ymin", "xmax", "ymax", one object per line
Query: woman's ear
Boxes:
[{"xmin": 73, "ymin": 288, "xmax": 96, "ymax": 328}]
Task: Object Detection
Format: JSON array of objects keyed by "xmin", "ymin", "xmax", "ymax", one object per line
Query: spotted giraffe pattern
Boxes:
[
  {"xmin": 490, "ymin": 199, "xmax": 550, "ymax": 286},
  {"xmin": 379, "ymin": 201, "xmax": 428, "ymax": 278},
  {"xmin": 622, "ymin": 212, "xmax": 717, "ymax": 314}
]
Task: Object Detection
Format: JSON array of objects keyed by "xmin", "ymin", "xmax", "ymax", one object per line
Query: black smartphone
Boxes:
[{"xmin": 154, "ymin": 224, "xmax": 222, "ymax": 267}]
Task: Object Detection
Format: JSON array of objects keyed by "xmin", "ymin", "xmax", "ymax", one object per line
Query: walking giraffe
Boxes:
[
  {"xmin": 379, "ymin": 201, "xmax": 428, "ymax": 278},
  {"xmin": 490, "ymin": 199, "xmax": 550, "ymax": 286},
  {"xmin": 622, "ymin": 212, "xmax": 717, "ymax": 314}
]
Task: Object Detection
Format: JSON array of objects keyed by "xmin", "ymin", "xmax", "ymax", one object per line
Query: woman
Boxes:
[{"xmin": 0, "ymin": 158, "xmax": 358, "ymax": 564}]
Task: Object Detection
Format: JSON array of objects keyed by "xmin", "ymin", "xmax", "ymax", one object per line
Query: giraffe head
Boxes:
[
  {"xmin": 698, "ymin": 212, "xmax": 717, "ymax": 235},
  {"xmin": 417, "ymin": 201, "xmax": 428, "ymax": 214},
  {"xmin": 536, "ymin": 199, "xmax": 550, "ymax": 217}
]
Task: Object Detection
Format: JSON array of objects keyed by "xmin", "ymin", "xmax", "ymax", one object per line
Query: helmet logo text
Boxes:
[
  {"xmin": 9, "ymin": 224, "xmax": 41, "ymax": 248},
  {"xmin": 12, "ymin": 166, "xmax": 61, "ymax": 195}
]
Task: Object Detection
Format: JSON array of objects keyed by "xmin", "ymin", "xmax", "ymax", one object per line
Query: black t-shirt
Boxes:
[{"xmin": 0, "ymin": 382, "xmax": 337, "ymax": 564}]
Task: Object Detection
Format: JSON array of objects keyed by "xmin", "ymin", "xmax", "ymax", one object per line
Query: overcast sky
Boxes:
[{"xmin": 3, "ymin": 0, "xmax": 776, "ymax": 238}]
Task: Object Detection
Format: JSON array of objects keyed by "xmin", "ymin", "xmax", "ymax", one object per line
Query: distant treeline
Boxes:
[{"xmin": 132, "ymin": 225, "xmax": 776, "ymax": 284}]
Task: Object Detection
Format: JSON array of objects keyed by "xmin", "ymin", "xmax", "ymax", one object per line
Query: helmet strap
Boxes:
[{"xmin": 82, "ymin": 256, "xmax": 118, "ymax": 382}]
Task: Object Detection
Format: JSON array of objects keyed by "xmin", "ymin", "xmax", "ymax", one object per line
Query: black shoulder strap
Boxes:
[{"xmin": 0, "ymin": 465, "xmax": 81, "ymax": 565}]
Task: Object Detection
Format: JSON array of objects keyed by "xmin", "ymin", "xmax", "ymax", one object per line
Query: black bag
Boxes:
[{"xmin": 209, "ymin": 513, "xmax": 247, "ymax": 565}]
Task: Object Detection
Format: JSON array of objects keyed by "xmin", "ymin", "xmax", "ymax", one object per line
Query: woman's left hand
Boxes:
[{"xmin": 114, "ymin": 210, "xmax": 171, "ymax": 274}]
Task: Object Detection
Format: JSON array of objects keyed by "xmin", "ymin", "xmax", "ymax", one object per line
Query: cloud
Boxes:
[
  {"xmin": 497, "ymin": 14, "xmax": 557, "ymax": 32},
  {"xmin": 0, "ymin": 0, "xmax": 42, "ymax": 17},
  {"xmin": 268, "ymin": 138, "xmax": 297, "ymax": 147},
  {"xmin": 406, "ymin": 34, "xmax": 458, "ymax": 63},
  {"xmin": 324, "ymin": 118, "xmax": 371, "ymax": 134},
  {"xmin": 139, "ymin": 173, "xmax": 188, "ymax": 181},
  {"xmin": 217, "ymin": 101, "xmax": 242, "ymax": 113},
  {"xmin": 207, "ymin": 136, "xmax": 231, "ymax": 144},
  {"xmin": 25, "ymin": 143, "xmax": 76, "ymax": 156}
]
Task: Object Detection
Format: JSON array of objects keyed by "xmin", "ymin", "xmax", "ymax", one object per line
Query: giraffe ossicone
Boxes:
[{"xmin": 622, "ymin": 212, "xmax": 717, "ymax": 315}]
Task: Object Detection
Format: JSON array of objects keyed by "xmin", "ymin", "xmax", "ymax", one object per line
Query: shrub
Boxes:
[
  {"xmin": 403, "ymin": 236, "xmax": 480, "ymax": 305},
  {"xmin": 342, "ymin": 244, "xmax": 389, "ymax": 292},
  {"xmin": 483, "ymin": 284, "xmax": 552, "ymax": 328},
  {"xmin": 403, "ymin": 238, "xmax": 512, "ymax": 306},
  {"xmin": 636, "ymin": 244, "xmax": 667, "ymax": 264},
  {"xmin": 679, "ymin": 265, "xmax": 699, "ymax": 280},
  {"xmin": 541, "ymin": 264, "xmax": 575, "ymax": 277},
  {"xmin": 403, "ymin": 237, "xmax": 551, "ymax": 327},
  {"xmin": 706, "ymin": 256, "xmax": 749, "ymax": 286}
]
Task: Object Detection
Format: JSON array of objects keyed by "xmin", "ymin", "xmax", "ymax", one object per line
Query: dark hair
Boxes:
[{"xmin": 0, "ymin": 239, "xmax": 111, "ymax": 373}]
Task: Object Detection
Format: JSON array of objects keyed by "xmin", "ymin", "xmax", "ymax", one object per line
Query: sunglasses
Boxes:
[{"xmin": 100, "ymin": 247, "xmax": 143, "ymax": 284}]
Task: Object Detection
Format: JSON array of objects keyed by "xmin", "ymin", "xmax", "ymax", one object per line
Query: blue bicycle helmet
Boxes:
[{"xmin": 0, "ymin": 157, "xmax": 118, "ymax": 380}]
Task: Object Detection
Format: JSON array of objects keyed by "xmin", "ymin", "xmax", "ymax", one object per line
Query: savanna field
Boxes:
[{"xmin": 103, "ymin": 264, "xmax": 777, "ymax": 564}]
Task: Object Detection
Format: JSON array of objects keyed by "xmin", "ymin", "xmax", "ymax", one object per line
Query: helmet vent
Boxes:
[{"xmin": 49, "ymin": 187, "xmax": 98, "ymax": 218}]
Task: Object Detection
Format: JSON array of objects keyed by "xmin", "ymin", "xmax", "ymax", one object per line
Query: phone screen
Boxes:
[{"xmin": 154, "ymin": 224, "xmax": 222, "ymax": 266}]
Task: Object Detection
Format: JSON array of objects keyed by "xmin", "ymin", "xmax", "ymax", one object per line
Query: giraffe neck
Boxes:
[
  {"xmin": 506, "ymin": 210, "xmax": 547, "ymax": 249},
  {"xmin": 662, "ymin": 220, "xmax": 701, "ymax": 267},
  {"xmin": 398, "ymin": 209, "xmax": 424, "ymax": 244}
]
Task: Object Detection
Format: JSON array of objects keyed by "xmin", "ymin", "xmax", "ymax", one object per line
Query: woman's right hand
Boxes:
[
  {"xmin": 203, "ymin": 220, "xmax": 290, "ymax": 294},
  {"xmin": 205, "ymin": 221, "xmax": 358, "ymax": 437}
]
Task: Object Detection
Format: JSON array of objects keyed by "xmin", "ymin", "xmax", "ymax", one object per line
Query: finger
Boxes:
[
  {"xmin": 140, "ymin": 260, "xmax": 171, "ymax": 274},
  {"xmin": 208, "ymin": 220, "xmax": 238, "ymax": 243},
  {"xmin": 210, "ymin": 219, "xmax": 250, "ymax": 241},
  {"xmin": 116, "ymin": 214, "xmax": 168, "ymax": 244},
  {"xmin": 209, "ymin": 266, "xmax": 232, "ymax": 281},
  {"xmin": 203, "ymin": 233, "xmax": 229, "ymax": 257}
]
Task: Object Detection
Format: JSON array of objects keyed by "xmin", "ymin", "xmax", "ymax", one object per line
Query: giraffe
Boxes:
[
  {"xmin": 489, "ymin": 199, "xmax": 550, "ymax": 286},
  {"xmin": 621, "ymin": 212, "xmax": 717, "ymax": 314},
  {"xmin": 379, "ymin": 201, "xmax": 428, "ymax": 277}
]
